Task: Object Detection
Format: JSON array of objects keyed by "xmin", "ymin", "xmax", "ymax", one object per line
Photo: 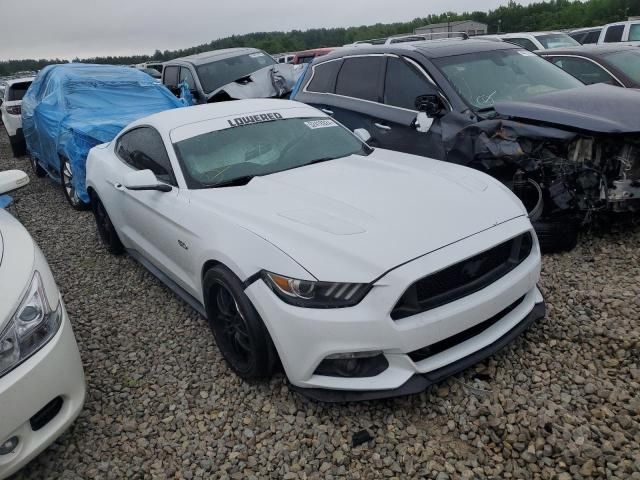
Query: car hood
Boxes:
[
  {"xmin": 494, "ymin": 83, "xmax": 640, "ymax": 133},
  {"xmin": 189, "ymin": 150, "xmax": 525, "ymax": 282}
]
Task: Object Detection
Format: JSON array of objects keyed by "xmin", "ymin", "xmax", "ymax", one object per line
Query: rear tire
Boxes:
[
  {"xmin": 60, "ymin": 156, "xmax": 89, "ymax": 210},
  {"xmin": 30, "ymin": 155, "xmax": 47, "ymax": 178},
  {"xmin": 203, "ymin": 266, "xmax": 277, "ymax": 380},
  {"xmin": 8, "ymin": 135, "xmax": 26, "ymax": 158},
  {"xmin": 91, "ymin": 193, "xmax": 124, "ymax": 255}
]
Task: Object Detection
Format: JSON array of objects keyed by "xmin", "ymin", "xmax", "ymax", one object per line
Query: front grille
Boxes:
[
  {"xmin": 408, "ymin": 295, "xmax": 525, "ymax": 362},
  {"xmin": 391, "ymin": 233, "xmax": 533, "ymax": 320}
]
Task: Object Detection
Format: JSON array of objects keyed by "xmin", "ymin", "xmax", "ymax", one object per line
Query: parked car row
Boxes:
[{"xmin": 4, "ymin": 26, "xmax": 640, "ymax": 475}]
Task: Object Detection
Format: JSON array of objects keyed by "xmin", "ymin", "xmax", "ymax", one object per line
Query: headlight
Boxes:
[
  {"xmin": 262, "ymin": 271, "xmax": 371, "ymax": 308},
  {"xmin": 0, "ymin": 271, "xmax": 62, "ymax": 378}
]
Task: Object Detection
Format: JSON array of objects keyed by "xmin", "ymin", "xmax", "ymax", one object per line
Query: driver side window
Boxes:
[
  {"xmin": 383, "ymin": 57, "xmax": 438, "ymax": 110},
  {"xmin": 116, "ymin": 127, "xmax": 176, "ymax": 186}
]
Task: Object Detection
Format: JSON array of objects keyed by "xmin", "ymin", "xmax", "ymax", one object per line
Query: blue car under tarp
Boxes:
[{"xmin": 22, "ymin": 64, "xmax": 183, "ymax": 204}]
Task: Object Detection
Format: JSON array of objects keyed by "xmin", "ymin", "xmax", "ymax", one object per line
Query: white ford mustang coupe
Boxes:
[{"xmin": 86, "ymin": 99, "xmax": 545, "ymax": 401}]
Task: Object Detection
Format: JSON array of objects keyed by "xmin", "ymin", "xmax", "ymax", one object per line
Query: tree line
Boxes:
[{"xmin": 1, "ymin": 0, "xmax": 639, "ymax": 76}]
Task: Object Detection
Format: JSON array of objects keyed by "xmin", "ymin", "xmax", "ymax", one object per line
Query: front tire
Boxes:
[
  {"xmin": 60, "ymin": 156, "xmax": 89, "ymax": 210},
  {"xmin": 203, "ymin": 266, "xmax": 277, "ymax": 380},
  {"xmin": 30, "ymin": 155, "xmax": 47, "ymax": 178},
  {"xmin": 91, "ymin": 193, "xmax": 124, "ymax": 255}
]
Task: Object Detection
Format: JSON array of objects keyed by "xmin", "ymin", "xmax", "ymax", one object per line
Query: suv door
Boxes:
[
  {"xmin": 328, "ymin": 56, "xmax": 387, "ymax": 141},
  {"xmin": 378, "ymin": 56, "xmax": 445, "ymax": 158}
]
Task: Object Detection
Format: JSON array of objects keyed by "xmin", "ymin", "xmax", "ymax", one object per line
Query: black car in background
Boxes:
[
  {"xmin": 293, "ymin": 40, "xmax": 640, "ymax": 251},
  {"xmin": 538, "ymin": 44, "xmax": 640, "ymax": 88}
]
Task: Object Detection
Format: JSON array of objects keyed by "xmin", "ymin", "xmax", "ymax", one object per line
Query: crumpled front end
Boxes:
[
  {"xmin": 208, "ymin": 64, "xmax": 299, "ymax": 103},
  {"xmin": 440, "ymin": 113, "xmax": 640, "ymax": 249}
]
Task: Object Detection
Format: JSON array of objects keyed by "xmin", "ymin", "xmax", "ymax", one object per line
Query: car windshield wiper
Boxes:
[
  {"xmin": 209, "ymin": 175, "xmax": 257, "ymax": 188},
  {"xmin": 476, "ymin": 105, "xmax": 496, "ymax": 112}
]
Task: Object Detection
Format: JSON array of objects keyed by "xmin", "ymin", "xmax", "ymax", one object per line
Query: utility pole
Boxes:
[{"xmin": 498, "ymin": 19, "xmax": 502, "ymax": 34}]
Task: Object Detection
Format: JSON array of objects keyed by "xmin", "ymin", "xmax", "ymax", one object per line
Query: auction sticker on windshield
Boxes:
[{"xmin": 305, "ymin": 119, "xmax": 338, "ymax": 129}]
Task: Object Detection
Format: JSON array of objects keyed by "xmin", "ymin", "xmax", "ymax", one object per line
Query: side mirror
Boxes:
[
  {"xmin": 354, "ymin": 128, "xmax": 372, "ymax": 143},
  {"xmin": 124, "ymin": 169, "xmax": 172, "ymax": 192},
  {"xmin": 415, "ymin": 94, "xmax": 445, "ymax": 117},
  {"xmin": 0, "ymin": 170, "xmax": 29, "ymax": 195}
]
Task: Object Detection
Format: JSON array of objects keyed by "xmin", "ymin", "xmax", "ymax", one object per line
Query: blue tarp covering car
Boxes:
[{"xmin": 22, "ymin": 64, "xmax": 183, "ymax": 207}]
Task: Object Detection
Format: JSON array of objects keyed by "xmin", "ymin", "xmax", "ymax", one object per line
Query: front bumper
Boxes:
[
  {"xmin": 293, "ymin": 301, "xmax": 544, "ymax": 402},
  {"xmin": 0, "ymin": 300, "xmax": 85, "ymax": 479},
  {"xmin": 245, "ymin": 216, "xmax": 543, "ymax": 401}
]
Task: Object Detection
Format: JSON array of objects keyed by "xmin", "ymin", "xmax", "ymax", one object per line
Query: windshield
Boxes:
[
  {"xmin": 603, "ymin": 49, "xmax": 640, "ymax": 84},
  {"xmin": 196, "ymin": 52, "xmax": 276, "ymax": 94},
  {"xmin": 174, "ymin": 117, "xmax": 371, "ymax": 188},
  {"xmin": 434, "ymin": 49, "xmax": 584, "ymax": 110},
  {"xmin": 535, "ymin": 33, "xmax": 581, "ymax": 49}
]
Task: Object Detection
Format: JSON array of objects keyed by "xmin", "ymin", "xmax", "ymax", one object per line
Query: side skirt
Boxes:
[{"xmin": 127, "ymin": 249, "xmax": 207, "ymax": 318}]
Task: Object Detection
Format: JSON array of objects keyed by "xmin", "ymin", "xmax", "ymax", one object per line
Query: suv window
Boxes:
[
  {"xmin": 179, "ymin": 67, "xmax": 196, "ymax": 90},
  {"xmin": 164, "ymin": 66, "xmax": 180, "ymax": 88},
  {"xmin": 383, "ymin": 57, "xmax": 436, "ymax": 110},
  {"xmin": 506, "ymin": 38, "xmax": 538, "ymax": 51},
  {"xmin": 550, "ymin": 56, "xmax": 618, "ymax": 85},
  {"xmin": 629, "ymin": 24, "xmax": 640, "ymax": 42},
  {"xmin": 116, "ymin": 127, "xmax": 175, "ymax": 185},
  {"xmin": 335, "ymin": 57, "xmax": 384, "ymax": 102},
  {"xmin": 7, "ymin": 82, "xmax": 31, "ymax": 101},
  {"xmin": 584, "ymin": 30, "xmax": 601, "ymax": 44},
  {"xmin": 306, "ymin": 60, "xmax": 343, "ymax": 93},
  {"xmin": 604, "ymin": 25, "xmax": 624, "ymax": 43}
]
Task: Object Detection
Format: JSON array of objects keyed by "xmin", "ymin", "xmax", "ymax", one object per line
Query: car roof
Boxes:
[
  {"xmin": 169, "ymin": 48, "xmax": 262, "ymax": 66},
  {"xmin": 570, "ymin": 26, "xmax": 602, "ymax": 33},
  {"xmin": 6, "ymin": 76, "xmax": 35, "ymax": 86},
  {"xmin": 603, "ymin": 20, "xmax": 640, "ymax": 26},
  {"xmin": 320, "ymin": 39, "xmax": 518, "ymax": 61},
  {"xmin": 537, "ymin": 44, "xmax": 638, "ymax": 56},
  {"xmin": 500, "ymin": 31, "xmax": 568, "ymax": 37},
  {"xmin": 139, "ymin": 99, "xmax": 321, "ymax": 132}
]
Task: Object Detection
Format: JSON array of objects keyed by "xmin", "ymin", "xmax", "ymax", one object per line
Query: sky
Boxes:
[{"xmin": 0, "ymin": 0, "xmax": 533, "ymax": 61}]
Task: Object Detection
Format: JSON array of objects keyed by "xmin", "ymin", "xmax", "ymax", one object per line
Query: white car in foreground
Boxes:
[
  {"xmin": 0, "ymin": 77, "xmax": 34, "ymax": 157},
  {"xmin": 0, "ymin": 171, "xmax": 85, "ymax": 478},
  {"xmin": 86, "ymin": 99, "xmax": 545, "ymax": 401}
]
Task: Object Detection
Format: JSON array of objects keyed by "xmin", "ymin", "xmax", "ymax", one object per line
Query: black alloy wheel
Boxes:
[
  {"xmin": 91, "ymin": 193, "xmax": 124, "ymax": 254},
  {"xmin": 204, "ymin": 266, "xmax": 278, "ymax": 380}
]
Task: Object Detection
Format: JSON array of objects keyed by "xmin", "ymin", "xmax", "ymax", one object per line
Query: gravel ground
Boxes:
[{"xmin": 2, "ymin": 129, "xmax": 639, "ymax": 480}]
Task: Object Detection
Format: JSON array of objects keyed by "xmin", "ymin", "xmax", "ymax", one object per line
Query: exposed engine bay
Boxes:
[{"xmin": 438, "ymin": 112, "xmax": 640, "ymax": 250}]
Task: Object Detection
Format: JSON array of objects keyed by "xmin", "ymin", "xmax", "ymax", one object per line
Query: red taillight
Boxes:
[{"xmin": 6, "ymin": 105, "xmax": 21, "ymax": 115}]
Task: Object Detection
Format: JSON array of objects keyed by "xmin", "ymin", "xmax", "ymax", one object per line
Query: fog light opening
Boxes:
[
  {"xmin": 315, "ymin": 351, "xmax": 388, "ymax": 378},
  {"xmin": 0, "ymin": 436, "xmax": 19, "ymax": 455}
]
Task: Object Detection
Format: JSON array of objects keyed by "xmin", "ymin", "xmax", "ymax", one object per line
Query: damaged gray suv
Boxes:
[
  {"xmin": 294, "ymin": 40, "xmax": 640, "ymax": 251},
  {"xmin": 162, "ymin": 48, "xmax": 297, "ymax": 104}
]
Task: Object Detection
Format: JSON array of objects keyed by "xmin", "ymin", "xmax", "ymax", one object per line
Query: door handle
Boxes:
[
  {"xmin": 374, "ymin": 123, "xmax": 391, "ymax": 131},
  {"xmin": 321, "ymin": 108, "xmax": 334, "ymax": 116}
]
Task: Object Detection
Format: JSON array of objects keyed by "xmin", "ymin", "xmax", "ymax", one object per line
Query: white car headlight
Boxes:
[
  {"xmin": 262, "ymin": 271, "xmax": 371, "ymax": 308},
  {"xmin": 0, "ymin": 271, "xmax": 62, "ymax": 378}
]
